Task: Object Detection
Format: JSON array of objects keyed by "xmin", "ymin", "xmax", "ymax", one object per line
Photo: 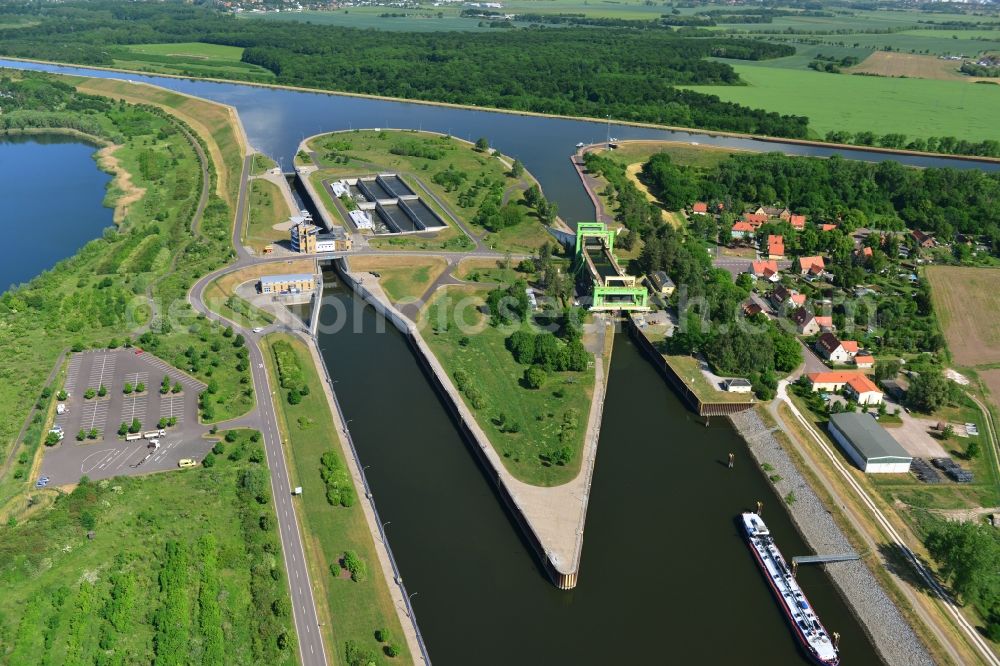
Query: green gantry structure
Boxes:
[{"xmin": 575, "ymin": 222, "xmax": 649, "ymax": 312}]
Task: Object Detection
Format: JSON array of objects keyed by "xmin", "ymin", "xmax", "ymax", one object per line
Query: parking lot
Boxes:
[{"xmin": 39, "ymin": 349, "xmax": 213, "ymax": 486}]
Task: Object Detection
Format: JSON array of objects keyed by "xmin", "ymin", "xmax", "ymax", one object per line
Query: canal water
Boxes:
[
  {"xmin": 3, "ymin": 58, "xmax": 998, "ymax": 226},
  {"xmin": 318, "ymin": 281, "xmax": 882, "ymax": 666},
  {"xmin": 0, "ymin": 133, "xmax": 113, "ymax": 291}
]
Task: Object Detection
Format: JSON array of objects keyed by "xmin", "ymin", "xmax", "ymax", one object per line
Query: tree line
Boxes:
[{"xmin": 0, "ymin": 1, "xmax": 808, "ymax": 138}]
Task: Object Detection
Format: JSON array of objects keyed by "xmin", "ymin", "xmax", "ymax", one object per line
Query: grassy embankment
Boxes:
[
  {"xmin": 454, "ymin": 257, "xmax": 533, "ymax": 284},
  {"xmin": 661, "ymin": 353, "xmax": 755, "ymax": 404},
  {"xmin": 260, "ymin": 334, "xmax": 411, "ymax": 664},
  {"xmin": 245, "ymin": 178, "xmax": 295, "ymax": 253},
  {"xmin": 418, "ymin": 285, "xmax": 595, "ymax": 486},
  {"xmin": 110, "ymin": 42, "xmax": 276, "ymax": 81},
  {"xmin": 0, "ymin": 450, "xmax": 296, "ymax": 665},
  {"xmin": 305, "ymin": 129, "xmax": 551, "ymax": 253},
  {"xmin": 348, "ymin": 255, "xmax": 448, "ymax": 304}
]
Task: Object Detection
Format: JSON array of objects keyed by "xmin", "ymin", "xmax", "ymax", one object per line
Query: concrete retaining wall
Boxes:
[{"xmin": 333, "ymin": 259, "xmax": 576, "ymax": 589}]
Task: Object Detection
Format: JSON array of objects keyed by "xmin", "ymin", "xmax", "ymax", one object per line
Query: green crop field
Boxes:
[
  {"xmin": 686, "ymin": 63, "xmax": 1000, "ymax": 141},
  {"xmin": 0, "ymin": 460, "xmax": 296, "ymax": 665},
  {"xmin": 111, "ymin": 42, "xmax": 275, "ymax": 80}
]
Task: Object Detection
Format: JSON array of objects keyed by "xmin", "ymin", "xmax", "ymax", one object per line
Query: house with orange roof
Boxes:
[
  {"xmin": 743, "ymin": 212, "xmax": 769, "ymax": 226},
  {"xmin": 807, "ymin": 372, "xmax": 883, "ymax": 405},
  {"xmin": 692, "ymin": 201, "xmax": 708, "ymax": 215},
  {"xmin": 751, "ymin": 260, "xmax": 780, "ymax": 282},
  {"xmin": 767, "ymin": 234, "xmax": 784, "ymax": 259},
  {"xmin": 820, "ymin": 224, "xmax": 838, "ymax": 232},
  {"xmin": 854, "ymin": 355, "xmax": 875, "ymax": 369},
  {"xmin": 799, "ymin": 255, "xmax": 826, "ymax": 275},
  {"xmin": 731, "ymin": 221, "xmax": 755, "ymax": 239},
  {"xmin": 790, "ymin": 293, "xmax": 807, "ymax": 307},
  {"xmin": 815, "ymin": 315, "xmax": 835, "ymax": 332},
  {"xmin": 790, "ymin": 214, "xmax": 806, "ymax": 230}
]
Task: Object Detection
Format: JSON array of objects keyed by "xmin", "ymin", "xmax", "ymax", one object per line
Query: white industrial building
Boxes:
[{"xmin": 827, "ymin": 412, "xmax": 912, "ymax": 474}]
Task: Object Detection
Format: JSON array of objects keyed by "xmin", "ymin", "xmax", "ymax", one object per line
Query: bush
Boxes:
[
  {"xmin": 123, "ymin": 383, "xmax": 133, "ymax": 395},
  {"xmin": 44, "ymin": 431, "xmax": 61, "ymax": 446},
  {"xmin": 213, "ymin": 442, "xmax": 225, "ymax": 455},
  {"xmin": 136, "ymin": 382, "xmax": 145, "ymax": 393},
  {"xmin": 202, "ymin": 453, "xmax": 216, "ymax": 468},
  {"xmin": 385, "ymin": 643, "xmax": 400, "ymax": 657},
  {"xmin": 84, "ymin": 388, "xmax": 96, "ymax": 400},
  {"xmin": 342, "ymin": 551, "xmax": 367, "ymax": 582},
  {"xmin": 524, "ymin": 365, "xmax": 546, "ymax": 389},
  {"xmin": 287, "ymin": 388, "xmax": 302, "ymax": 405}
]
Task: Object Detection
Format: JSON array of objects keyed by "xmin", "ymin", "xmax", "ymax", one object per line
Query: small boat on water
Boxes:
[
  {"xmin": 576, "ymin": 142, "xmax": 585, "ymax": 148},
  {"xmin": 740, "ymin": 512, "xmax": 840, "ymax": 666}
]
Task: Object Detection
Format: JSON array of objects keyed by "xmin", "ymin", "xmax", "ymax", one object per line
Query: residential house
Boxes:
[
  {"xmin": 769, "ymin": 285, "xmax": 805, "ymax": 310},
  {"xmin": 731, "ymin": 221, "xmax": 755, "ymax": 239},
  {"xmin": 820, "ymin": 223, "xmax": 838, "ymax": 232},
  {"xmin": 815, "ymin": 316, "xmax": 835, "ymax": 332},
  {"xmin": 754, "ymin": 206, "xmax": 791, "ymax": 221},
  {"xmin": 911, "ymin": 230, "xmax": 936, "ymax": 249},
  {"xmin": 751, "ymin": 260, "xmax": 780, "ymax": 282},
  {"xmin": 815, "ymin": 332, "xmax": 859, "ymax": 364},
  {"xmin": 857, "ymin": 246, "xmax": 873, "ymax": 260},
  {"xmin": 854, "ymin": 355, "xmax": 875, "ymax": 369},
  {"xmin": 743, "ymin": 302, "xmax": 763, "ymax": 317},
  {"xmin": 691, "ymin": 202, "xmax": 708, "ymax": 215},
  {"xmin": 807, "ymin": 372, "xmax": 884, "ymax": 405},
  {"xmin": 799, "ymin": 255, "xmax": 826, "ymax": 276},
  {"xmin": 743, "ymin": 212, "xmax": 769, "ymax": 227},
  {"xmin": 650, "ymin": 270, "xmax": 676, "ymax": 296},
  {"xmin": 790, "ymin": 214, "xmax": 806, "ymax": 230},
  {"xmin": 791, "ymin": 307, "xmax": 821, "ymax": 335},
  {"xmin": 767, "ymin": 234, "xmax": 785, "ymax": 259}
]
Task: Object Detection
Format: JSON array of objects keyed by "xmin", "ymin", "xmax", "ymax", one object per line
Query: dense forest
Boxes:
[{"xmin": 0, "ymin": 1, "xmax": 810, "ymax": 137}]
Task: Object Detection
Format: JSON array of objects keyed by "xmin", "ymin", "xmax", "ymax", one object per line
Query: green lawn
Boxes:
[
  {"xmin": 246, "ymin": 178, "xmax": 293, "ymax": 253},
  {"xmin": 686, "ymin": 63, "xmax": 1000, "ymax": 141},
  {"xmin": 112, "ymin": 42, "xmax": 276, "ymax": 80},
  {"xmin": 0, "ymin": 462, "xmax": 296, "ymax": 665},
  {"xmin": 348, "ymin": 256, "xmax": 447, "ymax": 304},
  {"xmin": 260, "ymin": 335, "xmax": 410, "ymax": 665},
  {"xmin": 306, "ymin": 129, "xmax": 550, "ymax": 254},
  {"xmin": 419, "ymin": 286, "xmax": 596, "ymax": 486}
]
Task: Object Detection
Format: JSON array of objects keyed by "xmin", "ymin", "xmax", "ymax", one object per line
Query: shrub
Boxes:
[
  {"xmin": 44, "ymin": 431, "xmax": 61, "ymax": 446},
  {"xmin": 84, "ymin": 388, "xmax": 96, "ymax": 400},
  {"xmin": 385, "ymin": 643, "xmax": 400, "ymax": 658},
  {"xmin": 524, "ymin": 365, "xmax": 546, "ymax": 389},
  {"xmin": 287, "ymin": 389, "xmax": 302, "ymax": 405},
  {"xmin": 202, "ymin": 453, "xmax": 215, "ymax": 468},
  {"xmin": 213, "ymin": 442, "xmax": 225, "ymax": 455},
  {"xmin": 123, "ymin": 383, "xmax": 133, "ymax": 395},
  {"xmin": 342, "ymin": 551, "xmax": 367, "ymax": 582}
]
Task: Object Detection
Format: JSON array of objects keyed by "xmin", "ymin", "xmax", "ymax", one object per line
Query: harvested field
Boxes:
[
  {"xmin": 846, "ymin": 52, "xmax": 971, "ymax": 81},
  {"xmin": 926, "ymin": 266, "xmax": 1000, "ymax": 367},
  {"xmin": 981, "ymin": 369, "xmax": 1000, "ymax": 413}
]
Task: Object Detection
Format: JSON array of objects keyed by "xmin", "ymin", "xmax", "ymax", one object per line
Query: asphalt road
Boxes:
[{"xmin": 190, "ymin": 155, "xmax": 328, "ymax": 666}]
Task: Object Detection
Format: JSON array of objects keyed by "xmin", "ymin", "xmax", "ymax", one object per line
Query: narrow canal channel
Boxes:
[{"xmin": 317, "ymin": 279, "xmax": 882, "ymax": 666}]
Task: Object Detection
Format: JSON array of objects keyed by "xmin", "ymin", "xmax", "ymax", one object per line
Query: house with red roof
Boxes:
[
  {"xmin": 820, "ymin": 224, "xmax": 838, "ymax": 232},
  {"xmin": 767, "ymin": 234, "xmax": 785, "ymax": 259},
  {"xmin": 799, "ymin": 255, "xmax": 826, "ymax": 275},
  {"xmin": 692, "ymin": 201, "xmax": 708, "ymax": 215},
  {"xmin": 790, "ymin": 215, "xmax": 806, "ymax": 230},
  {"xmin": 815, "ymin": 316, "xmax": 835, "ymax": 332},
  {"xmin": 854, "ymin": 355, "xmax": 875, "ymax": 369},
  {"xmin": 911, "ymin": 230, "xmax": 936, "ymax": 248},
  {"xmin": 743, "ymin": 212, "xmax": 769, "ymax": 226},
  {"xmin": 731, "ymin": 221, "xmax": 755, "ymax": 239},
  {"xmin": 751, "ymin": 260, "xmax": 780, "ymax": 282},
  {"xmin": 807, "ymin": 372, "xmax": 884, "ymax": 405}
]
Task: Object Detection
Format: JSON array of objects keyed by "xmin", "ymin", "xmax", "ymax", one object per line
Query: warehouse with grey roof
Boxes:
[{"xmin": 827, "ymin": 412, "xmax": 912, "ymax": 474}]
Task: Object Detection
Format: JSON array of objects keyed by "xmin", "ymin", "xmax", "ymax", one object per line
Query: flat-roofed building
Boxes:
[
  {"xmin": 828, "ymin": 412, "xmax": 911, "ymax": 473},
  {"xmin": 259, "ymin": 273, "xmax": 316, "ymax": 295},
  {"xmin": 291, "ymin": 221, "xmax": 352, "ymax": 253}
]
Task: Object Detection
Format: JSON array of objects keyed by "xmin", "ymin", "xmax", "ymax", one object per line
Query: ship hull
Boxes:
[{"xmin": 741, "ymin": 520, "xmax": 839, "ymax": 666}]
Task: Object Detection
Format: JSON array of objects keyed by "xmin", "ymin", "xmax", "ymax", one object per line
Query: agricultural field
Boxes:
[
  {"xmin": 306, "ymin": 130, "xmax": 551, "ymax": 254},
  {"xmin": 685, "ymin": 63, "xmax": 1000, "ymax": 141},
  {"xmin": 845, "ymin": 51, "xmax": 974, "ymax": 81},
  {"xmin": 347, "ymin": 255, "xmax": 447, "ymax": 304},
  {"xmin": 925, "ymin": 266, "xmax": 1000, "ymax": 368},
  {"xmin": 110, "ymin": 42, "xmax": 276, "ymax": 81},
  {"xmin": 260, "ymin": 335, "xmax": 410, "ymax": 664},
  {"xmin": 418, "ymin": 285, "xmax": 596, "ymax": 486},
  {"xmin": 0, "ymin": 460, "xmax": 296, "ymax": 665}
]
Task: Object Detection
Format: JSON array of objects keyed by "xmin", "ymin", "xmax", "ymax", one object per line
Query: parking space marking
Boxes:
[
  {"xmin": 81, "ymin": 398, "xmax": 110, "ymax": 435},
  {"xmin": 161, "ymin": 394, "xmax": 185, "ymax": 425},
  {"xmin": 64, "ymin": 355, "xmax": 81, "ymax": 395}
]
